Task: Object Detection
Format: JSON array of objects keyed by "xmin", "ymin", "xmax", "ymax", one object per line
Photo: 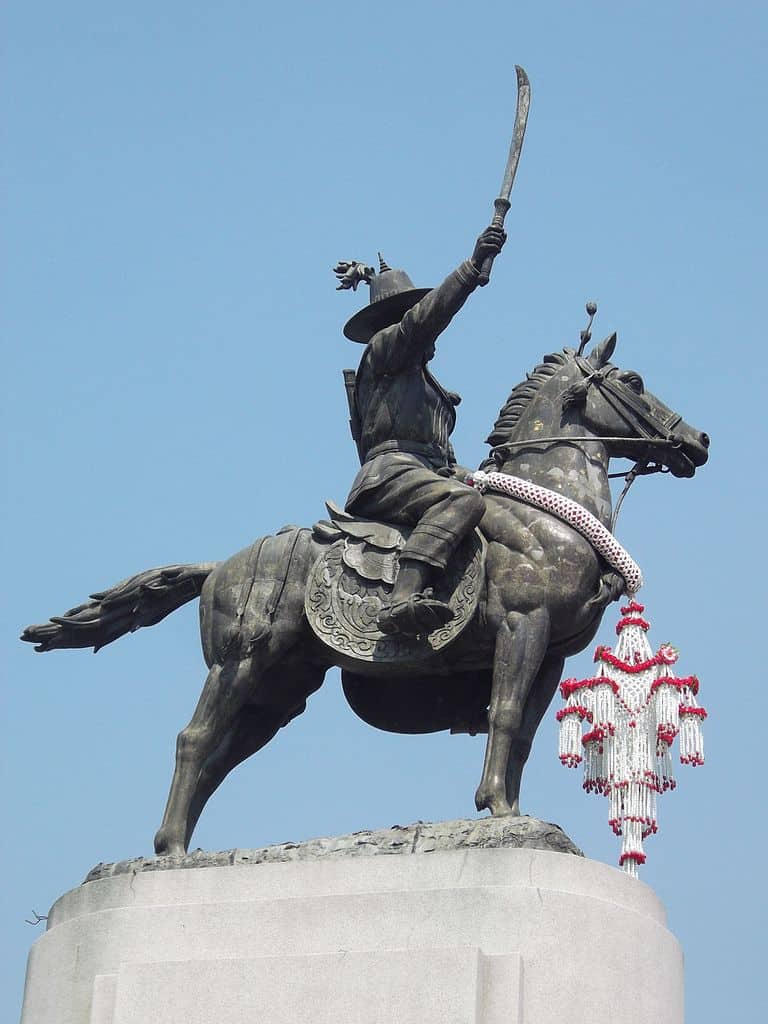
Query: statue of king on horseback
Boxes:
[{"xmin": 21, "ymin": 68, "xmax": 711, "ymax": 857}]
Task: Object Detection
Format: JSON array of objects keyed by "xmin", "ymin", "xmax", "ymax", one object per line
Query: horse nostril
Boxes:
[{"xmin": 700, "ymin": 432, "xmax": 710, "ymax": 449}]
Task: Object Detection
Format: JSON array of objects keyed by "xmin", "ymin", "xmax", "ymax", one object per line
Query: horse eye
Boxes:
[{"xmin": 622, "ymin": 372, "xmax": 644, "ymax": 394}]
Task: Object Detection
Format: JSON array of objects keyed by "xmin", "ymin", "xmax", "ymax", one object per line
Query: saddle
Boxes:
[{"xmin": 306, "ymin": 501, "xmax": 485, "ymax": 665}]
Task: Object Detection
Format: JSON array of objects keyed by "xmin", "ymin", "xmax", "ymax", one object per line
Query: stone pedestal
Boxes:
[{"xmin": 20, "ymin": 818, "xmax": 683, "ymax": 1023}]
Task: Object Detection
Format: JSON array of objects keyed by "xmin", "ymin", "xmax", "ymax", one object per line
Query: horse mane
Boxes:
[{"xmin": 485, "ymin": 349, "xmax": 571, "ymax": 448}]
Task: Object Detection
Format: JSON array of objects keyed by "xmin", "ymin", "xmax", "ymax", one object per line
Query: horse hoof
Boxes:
[
  {"xmin": 154, "ymin": 829, "xmax": 186, "ymax": 858},
  {"xmin": 475, "ymin": 790, "xmax": 514, "ymax": 816},
  {"xmin": 489, "ymin": 802, "xmax": 516, "ymax": 817}
]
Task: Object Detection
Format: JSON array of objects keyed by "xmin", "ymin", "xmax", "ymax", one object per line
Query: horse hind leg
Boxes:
[
  {"xmin": 183, "ymin": 696, "xmax": 313, "ymax": 851},
  {"xmin": 154, "ymin": 653, "xmax": 257, "ymax": 857}
]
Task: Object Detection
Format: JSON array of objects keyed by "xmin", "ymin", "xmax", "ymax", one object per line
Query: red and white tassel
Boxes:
[
  {"xmin": 557, "ymin": 680, "xmax": 593, "ymax": 767},
  {"xmin": 679, "ymin": 680, "xmax": 706, "ymax": 766},
  {"xmin": 653, "ymin": 678, "xmax": 680, "ymax": 745},
  {"xmin": 655, "ymin": 738, "xmax": 676, "ymax": 794},
  {"xmin": 557, "ymin": 706, "xmax": 585, "ymax": 767}
]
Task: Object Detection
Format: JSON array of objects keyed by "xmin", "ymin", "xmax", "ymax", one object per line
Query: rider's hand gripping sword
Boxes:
[{"xmin": 477, "ymin": 65, "xmax": 531, "ymax": 286}]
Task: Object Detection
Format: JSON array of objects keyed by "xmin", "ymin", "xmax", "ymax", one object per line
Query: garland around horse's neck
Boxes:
[{"xmin": 468, "ymin": 468, "xmax": 642, "ymax": 595}]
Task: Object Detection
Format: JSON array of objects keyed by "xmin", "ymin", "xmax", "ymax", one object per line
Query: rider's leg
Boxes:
[
  {"xmin": 400, "ymin": 482, "xmax": 485, "ymax": 568},
  {"xmin": 377, "ymin": 556, "xmax": 452, "ymax": 635},
  {"xmin": 349, "ymin": 464, "xmax": 485, "ymax": 561},
  {"xmin": 349, "ymin": 465, "xmax": 485, "ymax": 635},
  {"xmin": 380, "ymin": 481, "xmax": 485, "ymax": 635},
  {"xmin": 386, "ymin": 557, "xmax": 430, "ymax": 604}
]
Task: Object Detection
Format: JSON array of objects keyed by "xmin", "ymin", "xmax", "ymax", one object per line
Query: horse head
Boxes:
[
  {"xmin": 486, "ymin": 336, "xmax": 710, "ymax": 479},
  {"xmin": 570, "ymin": 333, "xmax": 710, "ymax": 477}
]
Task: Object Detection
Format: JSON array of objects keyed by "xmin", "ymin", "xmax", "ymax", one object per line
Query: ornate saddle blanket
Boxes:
[{"xmin": 305, "ymin": 502, "xmax": 485, "ymax": 664}]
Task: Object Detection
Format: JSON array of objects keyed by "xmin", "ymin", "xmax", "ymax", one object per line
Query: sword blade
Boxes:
[
  {"xmin": 477, "ymin": 66, "xmax": 531, "ymax": 286},
  {"xmin": 498, "ymin": 65, "xmax": 531, "ymax": 199}
]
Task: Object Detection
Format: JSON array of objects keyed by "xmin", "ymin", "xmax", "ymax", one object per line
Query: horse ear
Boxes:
[{"xmin": 588, "ymin": 332, "xmax": 617, "ymax": 368}]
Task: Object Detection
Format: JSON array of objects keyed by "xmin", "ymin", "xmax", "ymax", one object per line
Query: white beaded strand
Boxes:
[{"xmin": 470, "ymin": 469, "xmax": 643, "ymax": 593}]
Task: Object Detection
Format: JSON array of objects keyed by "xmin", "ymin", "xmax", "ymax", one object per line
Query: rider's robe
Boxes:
[{"xmin": 346, "ymin": 260, "xmax": 485, "ymax": 569}]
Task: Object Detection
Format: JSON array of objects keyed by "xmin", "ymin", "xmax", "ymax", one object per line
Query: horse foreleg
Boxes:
[
  {"xmin": 503, "ymin": 653, "xmax": 565, "ymax": 814},
  {"xmin": 154, "ymin": 654, "xmax": 254, "ymax": 857},
  {"xmin": 475, "ymin": 609, "xmax": 550, "ymax": 816}
]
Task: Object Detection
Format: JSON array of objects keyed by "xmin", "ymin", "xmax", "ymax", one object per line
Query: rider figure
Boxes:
[{"xmin": 335, "ymin": 225, "xmax": 506, "ymax": 636}]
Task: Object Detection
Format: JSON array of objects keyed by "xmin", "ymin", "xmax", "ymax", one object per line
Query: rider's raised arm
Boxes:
[{"xmin": 368, "ymin": 226, "xmax": 506, "ymax": 375}]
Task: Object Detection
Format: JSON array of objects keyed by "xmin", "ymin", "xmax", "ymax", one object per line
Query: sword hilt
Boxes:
[{"xmin": 477, "ymin": 197, "xmax": 511, "ymax": 287}]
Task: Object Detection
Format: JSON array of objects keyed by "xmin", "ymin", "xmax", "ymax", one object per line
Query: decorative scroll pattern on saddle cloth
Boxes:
[{"xmin": 306, "ymin": 508, "xmax": 484, "ymax": 664}]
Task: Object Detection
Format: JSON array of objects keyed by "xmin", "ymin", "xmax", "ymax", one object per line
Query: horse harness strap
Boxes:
[
  {"xmin": 570, "ymin": 354, "xmax": 685, "ymax": 531},
  {"xmin": 236, "ymin": 538, "xmax": 267, "ymax": 623},
  {"xmin": 264, "ymin": 528, "xmax": 307, "ymax": 621},
  {"xmin": 234, "ymin": 528, "xmax": 309, "ymax": 651},
  {"xmin": 572, "ymin": 355, "xmax": 683, "ymax": 446}
]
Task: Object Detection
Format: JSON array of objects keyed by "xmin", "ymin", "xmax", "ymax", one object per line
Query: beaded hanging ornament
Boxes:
[{"xmin": 557, "ymin": 601, "xmax": 706, "ymax": 878}]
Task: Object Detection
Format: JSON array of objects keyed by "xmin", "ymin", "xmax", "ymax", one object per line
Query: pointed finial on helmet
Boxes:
[{"xmin": 378, "ymin": 253, "xmax": 392, "ymax": 274}]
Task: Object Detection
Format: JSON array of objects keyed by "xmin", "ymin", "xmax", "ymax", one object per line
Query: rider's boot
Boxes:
[{"xmin": 377, "ymin": 557, "xmax": 455, "ymax": 636}]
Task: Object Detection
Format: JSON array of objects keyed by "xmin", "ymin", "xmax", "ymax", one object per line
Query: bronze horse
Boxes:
[{"xmin": 23, "ymin": 333, "xmax": 709, "ymax": 856}]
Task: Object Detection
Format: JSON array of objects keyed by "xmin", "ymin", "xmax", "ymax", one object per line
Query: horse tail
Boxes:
[{"xmin": 20, "ymin": 563, "xmax": 218, "ymax": 653}]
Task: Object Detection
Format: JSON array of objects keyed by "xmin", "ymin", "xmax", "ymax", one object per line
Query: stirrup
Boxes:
[{"xmin": 377, "ymin": 589, "xmax": 455, "ymax": 637}]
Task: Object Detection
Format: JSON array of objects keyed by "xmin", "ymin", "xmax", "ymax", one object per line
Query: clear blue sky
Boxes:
[{"xmin": 3, "ymin": 2, "xmax": 766, "ymax": 1020}]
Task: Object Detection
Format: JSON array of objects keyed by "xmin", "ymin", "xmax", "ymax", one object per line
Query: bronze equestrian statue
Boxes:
[
  {"xmin": 20, "ymin": 69, "xmax": 710, "ymax": 856},
  {"xmin": 21, "ymin": 223, "xmax": 710, "ymax": 854}
]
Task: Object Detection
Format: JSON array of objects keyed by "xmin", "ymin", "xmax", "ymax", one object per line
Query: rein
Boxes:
[{"xmin": 490, "ymin": 435, "xmax": 677, "ymax": 452}]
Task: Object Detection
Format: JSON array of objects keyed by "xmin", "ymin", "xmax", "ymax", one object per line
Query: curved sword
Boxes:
[{"xmin": 478, "ymin": 65, "xmax": 531, "ymax": 286}]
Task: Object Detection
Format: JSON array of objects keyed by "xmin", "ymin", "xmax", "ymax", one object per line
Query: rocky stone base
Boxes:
[{"xmin": 85, "ymin": 815, "xmax": 581, "ymax": 882}]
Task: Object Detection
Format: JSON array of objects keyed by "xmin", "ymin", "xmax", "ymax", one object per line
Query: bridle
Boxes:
[
  {"xmin": 488, "ymin": 351, "xmax": 691, "ymax": 530},
  {"xmin": 571, "ymin": 354, "xmax": 685, "ymax": 449}
]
